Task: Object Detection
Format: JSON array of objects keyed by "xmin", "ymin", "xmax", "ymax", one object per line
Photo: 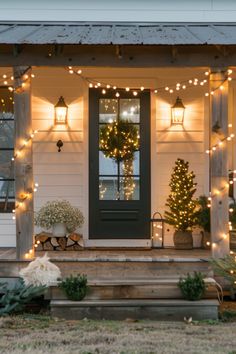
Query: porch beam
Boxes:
[
  {"xmin": 210, "ymin": 70, "xmax": 230, "ymax": 258},
  {"xmin": 14, "ymin": 66, "xmax": 34, "ymax": 260},
  {"xmin": 1, "ymin": 45, "xmax": 236, "ymax": 67}
]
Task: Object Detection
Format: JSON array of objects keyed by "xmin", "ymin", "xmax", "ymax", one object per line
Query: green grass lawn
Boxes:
[{"xmin": 0, "ymin": 313, "xmax": 236, "ymax": 354}]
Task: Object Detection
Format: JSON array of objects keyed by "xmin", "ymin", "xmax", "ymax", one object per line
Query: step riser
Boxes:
[
  {"xmin": 47, "ymin": 285, "xmax": 217, "ymax": 300},
  {"xmin": 51, "ymin": 303, "xmax": 218, "ymax": 321},
  {"xmin": 54, "ymin": 261, "xmax": 211, "ymax": 279},
  {"xmin": 0, "ymin": 260, "xmax": 211, "ymax": 278}
]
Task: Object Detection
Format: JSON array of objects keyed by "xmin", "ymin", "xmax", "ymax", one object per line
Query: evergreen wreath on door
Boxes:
[
  {"xmin": 99, "ymin": 119, "xmax": 139, "ymax": 163},
  {"xmin": 100, "ymin": 119, "xmax": 140, "ymax": 200}
]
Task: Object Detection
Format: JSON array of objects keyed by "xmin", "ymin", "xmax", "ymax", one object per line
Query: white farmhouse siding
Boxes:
[
  {"xmin": 31, "ymin": 67, "xmax": 209, "ymax": 247},
  {"xmin": 31, "ymin": 68, "xmax": 88, "ymax": 239},
  {"xmin": 0, "ymin": 66, "xmax": 227, "ymax": 247},
  {"xmin": 0, "ymin": 214, "xmax": 15, "ymax": 247},
  {"xmin": 0, "ymin": 0, "xmax": 236, "ymax": 22},
  {"xmin": 151, "ymin": 88, "xmax": 209, "ymax": 247}
]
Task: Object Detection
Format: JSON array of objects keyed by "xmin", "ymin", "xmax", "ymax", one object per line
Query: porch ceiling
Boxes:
[{"xmin": 1, "ymin": 22, "xmax": 236, "ymax": 45}]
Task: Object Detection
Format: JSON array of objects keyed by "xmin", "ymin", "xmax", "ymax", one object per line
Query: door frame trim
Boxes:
[{"xmin": 89, "ymin": 88, "xmax": 151, "ymax": 239}]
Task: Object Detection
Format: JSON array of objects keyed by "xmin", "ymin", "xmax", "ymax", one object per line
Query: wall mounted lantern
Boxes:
[
  {"xmin": 171, "ymin": 96, "xmax": 185, "ymax": 125},
  {"xmin": 55, "ymin": 96, "xmax": 68, "ymax": 125}
]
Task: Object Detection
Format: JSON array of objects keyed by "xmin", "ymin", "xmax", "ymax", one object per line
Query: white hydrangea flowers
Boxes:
[
  {"xmin": 19, "ymin": 254, "xmax": 61, "ymax": 286},
  {"xmin": 35, "ymin": 200, "xmax": 84, "ymax": 233}
]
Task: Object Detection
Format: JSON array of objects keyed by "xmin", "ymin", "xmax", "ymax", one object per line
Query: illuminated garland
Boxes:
[
  {"xmin": 67, "ymin": 66, "xmax": 234, "ymax": 98},
  {"xmin": 100, "ymin": 119, "xmax": 139, "ymax": 163},
  {"xmin": 10, "ymin": 128, "xmax": 40, "ymax": 259}
]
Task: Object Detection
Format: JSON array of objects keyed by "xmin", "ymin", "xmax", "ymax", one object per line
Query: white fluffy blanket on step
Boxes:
[{"xmin": 19, "ymin": 253, "xmax": 61, "ymax": 286}]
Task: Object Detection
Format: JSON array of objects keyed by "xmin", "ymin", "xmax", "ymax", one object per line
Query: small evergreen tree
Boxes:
[{"xmin": 165, "ymin": 158, "xmax": 198, "ymax": 231}]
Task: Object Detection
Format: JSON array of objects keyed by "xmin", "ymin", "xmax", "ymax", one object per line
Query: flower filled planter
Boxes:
[{"xmin": 35, "ymin": 200, "xmax": 84, "ymax": 237}]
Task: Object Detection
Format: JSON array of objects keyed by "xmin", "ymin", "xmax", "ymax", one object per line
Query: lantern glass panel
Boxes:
[
  {"xmin": 171, "ymin": 107, "xmax": 185, "ymax": 124},
  {"xmin": 171, "ymin": 97, "xmax": 185, "ymax": 125},
  {"xmin": 55, "ymin": 96, "xmax": 68, "ymax": 124}
]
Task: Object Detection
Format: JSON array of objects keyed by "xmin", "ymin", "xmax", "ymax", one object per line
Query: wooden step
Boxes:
[
  {"xmin": 50, "ymin": 299, "xmax": 219, "ymax": 321},
  {"xmin": 46, "ymin": 278, "xmax": 218, "ymax": 300},
  {"xmin": 0, "ymin": 257, "xmax": 211, "ymax": 279}
]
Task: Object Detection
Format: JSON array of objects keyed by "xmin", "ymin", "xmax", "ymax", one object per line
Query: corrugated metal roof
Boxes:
[{"xmin": 0, "ymin": 22, "xmax": 236, "ymax": 45}]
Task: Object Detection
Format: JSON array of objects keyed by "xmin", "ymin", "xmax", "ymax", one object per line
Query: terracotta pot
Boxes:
[
  {"xmin": 201, "ymin": 231, "xmax": 211, "ymax": 249},
  {"xmin": 52, "ymin": 223, "xmax": 67, "ymax": 237},
  {"xmin": 173, "ymin": 230, "xmax": 193, "ymax": 250}
]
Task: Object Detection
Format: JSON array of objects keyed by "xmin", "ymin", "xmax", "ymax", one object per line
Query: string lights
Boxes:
[
  {"xmin": 0, "ymin": 68, "xmax": 35, "ymax": 93},
  {"xmin": 0, "ymin": 66, "xmax": 234, "ymax": 256},
  {"xmin": 204, "ymin": 84, "xmax": 235, "ymax": 250},
  {"xmin": 66, "ymin": 67, "xmax": 221, "ymax": 97},
  {"xmin": 206, "ymin": 124, "xmax": 235, "ymax": 155},
  {"xmin": 10, "ymin": 128, "xmax": 40, "ymax": 259}
]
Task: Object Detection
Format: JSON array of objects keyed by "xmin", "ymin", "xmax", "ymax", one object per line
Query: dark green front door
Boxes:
[{"xmin": 89, "ymin": 89, "xmax": 150, "ymax": 239}]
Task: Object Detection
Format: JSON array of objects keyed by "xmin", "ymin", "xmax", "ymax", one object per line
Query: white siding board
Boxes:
[
  {"xmin": 33, "ymin": 142, "xmax": 83, "ymax": 153},
  {"xmin": 35, "ymin": 175, "xmax": 83, "ymax": 186},
  {"xmin": 36, "ymin": 186, "xmax": 82, "ymax": 198},
  {"xmin": 33, "ymin": 152, "xmax": 84, "ymax": 164},
  {"xmin": 0, "ymin": 236, "xmax": 16, "ymax": 247},
  {"xmin": 156, "ymin": 142, "xmax": 204, "ymax": 153},
  {"xmin": 34, "ymin": 163, "xmax": 82, "ymax": 175},
  {"xmin": 35, "ymin": 198, "xmax": 83, "ymax": 209},
  {"xmin": 156, "ymin": 131, "xmax": 204, "ymax": 142},
  {"xmin": 0, "ymin": 215, "xmax": 16, "ymax": 247},
  {"xmin": 34, "ymin": 131, "xmax": 83, "ymax": 142},
  {"xmin": 32, "ymin": 120, "xmax": 83, "ymax": 131},
  {"xmin": 156, "ymin": 120, "xmax": 204, "ymax": 131}
]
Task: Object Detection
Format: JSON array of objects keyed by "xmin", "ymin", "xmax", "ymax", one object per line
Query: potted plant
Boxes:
[
  {"xmin": 35, "ymin": 200, "xmax": 84, "ymax": 237},
  {"xmin": 196, "ymin": 195, "xmax": 211, "ymax": 249},
  {"xmin": 178, "ymin": 272, "xmax": 206, "ymax": 301},
  {"xmin": 59, "ymin": 274, "xmax": 88, "ymax": 301},
  {"xmin": 164, "ymin": 158, "xmax": 198, "ymax": 249}
]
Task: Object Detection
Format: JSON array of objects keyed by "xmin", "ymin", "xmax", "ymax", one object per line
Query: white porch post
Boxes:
[
  {"xmin": 210, "ymin": 70, "xmax": 230, "ymax": 258},
  {"xmin": 13, "ymin": 66, "xmax": 34, "ymax": 260}
]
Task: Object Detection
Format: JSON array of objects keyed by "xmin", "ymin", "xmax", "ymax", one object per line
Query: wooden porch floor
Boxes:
[{"xmin": 0, "ymin": 247, "xmax": 211, "ymax": 261}]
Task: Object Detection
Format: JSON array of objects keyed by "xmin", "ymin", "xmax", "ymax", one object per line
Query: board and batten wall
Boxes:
[
  {"xmin": 0, "ymin": 0, "xmax": 236, "ymax": 22},
  {"xmin": 0, "ymin": 67, "xmax": 210, "ymax": 247},
  {"xmin": 31, "ymin": 68, "xmax": 88, "ymax": 242},
  {"xmin": 151, "ymin": 89, "xmax": 209, "ymax": 247}
]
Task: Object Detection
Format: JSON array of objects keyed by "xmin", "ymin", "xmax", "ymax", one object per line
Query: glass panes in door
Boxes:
[{"xmin": 99, "ymin": 98, "xmax": 140, "ymax": 200}]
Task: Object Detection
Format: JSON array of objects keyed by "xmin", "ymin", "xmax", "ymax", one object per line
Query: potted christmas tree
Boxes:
[{"xmin": 165, "ymin": 158, "xmax": 198, "ymax": 249}]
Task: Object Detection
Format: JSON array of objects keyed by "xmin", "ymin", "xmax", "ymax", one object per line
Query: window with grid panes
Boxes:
[{"xmin": 0, "ymin": 87, "xmax": 15, "ymax": 212}]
